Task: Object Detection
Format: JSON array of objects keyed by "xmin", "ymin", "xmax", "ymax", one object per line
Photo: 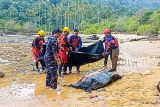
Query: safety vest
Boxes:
[
  {"xmin": 59, "ymin": 35, "xmax": 69, "ymax": 51},
  {"xmin": 32, "ymin": 37, "xmax": 45, "ymax": 49},
  {"xmin": 72, "ymin": 37, "xmax": 80, "ymax": 47},
  {"xmin": 32, "ymin": 36, "xmax": 45, "ymax": 54},
  {"xmin": 59, "ymin": 35, "xmax": 67, "ymax": 46},
  {"xmin": 105, "ymin": 35, "xmax": 119, "ymax": 52}
]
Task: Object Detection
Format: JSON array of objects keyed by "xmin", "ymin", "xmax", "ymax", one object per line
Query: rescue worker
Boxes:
[
  {"xmin": 32, "ymin": 30, "xmax": 46, "ymax": 72},
  {"xmin": 102, "ymin": 28, "xmax": 119, "ymax": 71},
  {"xmin": 68, "ymin": 29, "xmax": 82, "ymax": 73},
  {"xmin": 58, "ymin": 27, "xmax": 73, "ymax": 76},
  {"xmin": 44, "ymin": 29, "xmax": 62, "ymax": 89}
]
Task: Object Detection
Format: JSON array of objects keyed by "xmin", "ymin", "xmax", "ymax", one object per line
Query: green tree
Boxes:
[
  {"xmin": 23, "ymin": 22, "xmax": 35, "ymax": 34},
  {"xmin": 149, "ymin": 10, "xmax": 160, "ymax": 34},
  {"xmin": 138, "ymin": 24, "xmax": 152, "ymax": 34},
  {"xmin": 138, "ymin": 11, "xmax": 153, "ymax": 25},
  {"xmin": 0, "ymin": 19, "xmax": 7, "ymax": 32},
  {"xmin": 126, "ymin": 17, "xmax": 138, "ymax": 32},
  {"xmin": 13, "ymin": 23, "xmax": 23, "ymax": 32},
  {"xmin": 114, "ymin": 18, "xmax": 128, "ymax": 32},
  {"xmin": 5, "ymin": 20, "xmax": 16, "ymax": 32}
]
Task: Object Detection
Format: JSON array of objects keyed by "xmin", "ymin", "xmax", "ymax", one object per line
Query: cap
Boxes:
[
  {"xmin": 52, "ymin": 28, "xmax": 62, "ymax": 34},
  {"xmin": 74, "ymin": 28, "xmax": 79, "ymax": 32}
]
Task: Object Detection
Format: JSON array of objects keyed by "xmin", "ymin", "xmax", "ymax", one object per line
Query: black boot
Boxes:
[
  {"xmin": 69, "ymin": 65, "xmax": 72, "ymax": 74},
  {"xmin": 63, "ymin": 64, "xmax": 68, "ymax": 75},
  {"xmin": 58, "ymin": 64, "xmax": 63, "ymax": 76},
  {"xmin": 40, "ymin": 60, "xmax": 46, "ymax": 70},
  {"xmin": 76, "ymin": 65, "xmax": 80, "ymax": 74},
  {"xmin": 35, "ymin": 62, "xmax": 40, "ymax": 72}
]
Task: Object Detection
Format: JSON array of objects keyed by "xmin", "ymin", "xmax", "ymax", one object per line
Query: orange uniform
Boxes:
[
  {"xmin": 32, "ymin": 36, "xmax": 45, "ymax": 62},
  {"xmin": 59, "ymin": 35, "xmax": 69, "ymax": 64}
]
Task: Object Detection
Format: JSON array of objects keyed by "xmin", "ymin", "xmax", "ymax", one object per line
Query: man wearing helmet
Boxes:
[
  {"xmin": 102, "ymin": 28, "xmax": 119, "ymax": 71},
  {"xmin": 58, "ymin": 27, "xmax": 74, "ymax": 76},
  {"xmin": 32, "ymin": 30, "xmax": 46, "ymax": 73}
]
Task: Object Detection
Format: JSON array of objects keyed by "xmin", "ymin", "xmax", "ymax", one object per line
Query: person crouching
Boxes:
[{"xmin": 32, "ymin": 30, "xmax": 46, "ymax": 73}]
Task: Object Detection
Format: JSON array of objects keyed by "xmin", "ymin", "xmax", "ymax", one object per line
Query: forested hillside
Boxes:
[{"xmin": 0, "ymin": 0, "xmax": 159, "ymax": 34}]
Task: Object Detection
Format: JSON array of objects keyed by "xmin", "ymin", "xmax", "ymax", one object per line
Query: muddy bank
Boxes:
[
  {"xmin": 0, "ymin": 83, "xmax": 54, "ymax": 107},
  {"xmin": 0, "ymin": 34, "xmax": 160, "ymax": 107}
]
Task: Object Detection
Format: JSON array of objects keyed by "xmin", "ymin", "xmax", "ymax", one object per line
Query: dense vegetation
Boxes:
[{"xmin": 0, "ymin": 0, "xmax": 159, "ymax": 35}]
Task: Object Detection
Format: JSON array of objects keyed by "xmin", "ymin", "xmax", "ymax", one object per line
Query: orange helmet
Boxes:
[{"xmin": 104, "ymin": 28, "xmax": 111, "ymax": 34}]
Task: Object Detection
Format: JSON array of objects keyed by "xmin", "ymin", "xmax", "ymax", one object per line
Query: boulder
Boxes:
[{"xmin": 0, "ymin": 71, "xmax": 5, "ymax": 78}]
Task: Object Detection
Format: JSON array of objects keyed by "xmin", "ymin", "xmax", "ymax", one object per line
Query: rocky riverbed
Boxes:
[{"xmin": 0, "ymin": 34, "xmax": 160, "ymax": 107}]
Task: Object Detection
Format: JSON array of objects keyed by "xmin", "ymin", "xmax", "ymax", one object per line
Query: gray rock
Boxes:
[{"xmin": 0, "ymin": 71, "xmax": 5, "ymax": 78}]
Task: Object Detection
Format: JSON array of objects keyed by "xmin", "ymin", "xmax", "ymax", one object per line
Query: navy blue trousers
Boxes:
[{"xmin": 45, "ymin": 59, "xmax": 58, "ymax": 89}]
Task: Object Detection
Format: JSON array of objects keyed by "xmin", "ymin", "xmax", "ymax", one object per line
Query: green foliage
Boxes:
[
  {"xmin": 83, "ymin": 10, "xmax": 160, "ymax": 35},
  {"xmin": 138, "ymin": 24, "xmax": 152, "ymax": 34},
  {"xmin": 149, "ymin": 10, "xmax": 160, "ymax": 34},
  {"xmin": 5, "ymin": 20, "xmax": 16, "ymax": 32},
  {"xmin": 0, "ymin": 19, "xmax": 7, "ymax": 32},
  {"xmin": 158, "ymin": 29, "xmax": 160, "ymax": 34},
  {"xmin": 126, "ymin": 17, "xmax": 138, "ymax": 32},
  {"xmin": 83, "ymin": 20, "xmax": 116, "ymax": 34},
  {"xmin": 0, "ymin": 0, "xmax": 12, "ymax": 10},
  {"xmin": 114, "ymin": 19, "xmax": 128, "ymax": 32},
  {"xmin": 139, "ymin": 12, "xmax": 153, "ymax": 25},
  {"xmin": 23, "ymin": 22, "xmax": 35, "ymax": 33},
  {"xmin": 0, "ymin": 19, "xmax": 7, "ymax": 28},
  {"xmin": 13, "ymin": 23, "xmax": 23, "ymax": 32},
  {"xmin": 99, "ymin": 20, "xmax": 116, "ymax": 31}
]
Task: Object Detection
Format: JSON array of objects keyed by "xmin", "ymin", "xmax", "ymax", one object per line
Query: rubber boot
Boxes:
[
  {"xmin": 40, "ymin": 60, "xmax": 46, "ymax": 70},
  {"xmin": 63, "ymin": 64, "xmax": 68, "ymax": 75},
  {"xmin": 76, "ymin": 66, "xmax": 80, "ymax": 74},
  {"xmin": 58, "ymin": 64, "xmax": 63, "ymax": 76},
  {"xmin": 69, "ymin": 65, "xmax": 72, "ymax": 74},
  {"xmin": 36, "ymin": 62, "xmax": 40, "ymax": 72}
]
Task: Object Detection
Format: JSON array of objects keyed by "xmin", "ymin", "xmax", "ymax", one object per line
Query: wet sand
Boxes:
[{"xmin": 0, "ymin": 34, "xmax": 160, "ymax": 107}]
